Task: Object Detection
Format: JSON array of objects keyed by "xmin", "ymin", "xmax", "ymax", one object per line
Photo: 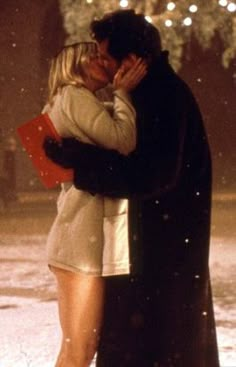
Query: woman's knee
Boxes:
[
  {"xmin": 61, "ymin": 335, "xmax": 98, "ymax": 366},
  {"xmin": 86, "ymin": 331, "xmax": 100, "ymax": 361}
]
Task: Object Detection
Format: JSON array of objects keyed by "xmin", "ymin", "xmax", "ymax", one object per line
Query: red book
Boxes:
[{"xmin": 17, "ymin": 113, "xmax": 73, "ymax": 188}]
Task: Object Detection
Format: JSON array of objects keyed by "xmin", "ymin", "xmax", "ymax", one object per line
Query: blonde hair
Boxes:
[{"xmin": 47, "ymin": 42, "xmax": 97, "ymax": 105}]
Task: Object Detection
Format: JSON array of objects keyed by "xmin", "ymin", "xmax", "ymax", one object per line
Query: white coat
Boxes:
[{"xmin": 43, "ymin": 85, "xmax": 136, "ymax": 276}]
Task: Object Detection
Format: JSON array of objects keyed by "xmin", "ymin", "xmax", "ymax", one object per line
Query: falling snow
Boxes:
[{"xmin": 0, "ymin": 193, "xmax": 235, "ymax": 366}]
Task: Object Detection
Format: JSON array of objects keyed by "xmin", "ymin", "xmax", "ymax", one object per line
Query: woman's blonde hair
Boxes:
[{"xmin": 47, "ymin": 42, "xmax": 97, "ymax": 104}]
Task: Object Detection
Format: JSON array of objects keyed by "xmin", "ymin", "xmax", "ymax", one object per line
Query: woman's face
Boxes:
[{"xmin": 84, "ymin": 52, "xmax": 110, "ymax": 91}]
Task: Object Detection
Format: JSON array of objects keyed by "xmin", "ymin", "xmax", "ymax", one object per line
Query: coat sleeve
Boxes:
[
  {"xmin": 44, "ymin": 136, "xmax": 132, "ymax": 197},
  {"xmin": 44, "ymin": 90, "xmax": 189, "ymax": 199},
  {"xmin": 72, "ymin": 118, "xmax": 185, "ymax": 199},
  {"xmin": 62, "ymin": 86, "xmax": 136, "ymax": 156}
]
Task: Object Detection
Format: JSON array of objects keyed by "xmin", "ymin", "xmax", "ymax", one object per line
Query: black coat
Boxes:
[{"xmin": 44, "ymin": 52, "xmax": 219, "ymax": 367}]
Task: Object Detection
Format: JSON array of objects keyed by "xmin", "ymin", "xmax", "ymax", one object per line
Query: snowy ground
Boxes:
[{"xmin": 0, "ymin": 192, "xmax": 235, "ymax": 367}]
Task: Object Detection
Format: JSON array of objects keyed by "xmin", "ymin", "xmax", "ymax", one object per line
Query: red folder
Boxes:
[{"xmin": 17, "ymin": 113, "xmax": 73, "ymax": 188}]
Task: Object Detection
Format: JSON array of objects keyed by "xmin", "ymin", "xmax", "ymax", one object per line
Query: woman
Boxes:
[{"xmin": 43, "ymin": 42, "xmax": 146, "ymax": 367}]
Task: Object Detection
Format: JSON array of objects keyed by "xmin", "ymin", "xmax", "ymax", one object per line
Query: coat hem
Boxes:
[
  {"xmin": 48, "ymin": 260, "xmax": 102, "ymax": 276},
  {"xmin": 48, "ymin": 260, "xmax": 131, "ymax": 277},
  {"xmin": 102, "ymin": 262, "xmax": 130, "ymax": 277}
]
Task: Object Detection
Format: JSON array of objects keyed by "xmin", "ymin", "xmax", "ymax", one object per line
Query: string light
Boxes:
[
  {"xmin": 189, "ymin": 4, "xmax": 198, "ymax": 13},
  {"xmin": 145, "ymin": 15, "xmax": 153, "ymax": 23},
  {"xmin": 61, "ymin": 0, "xmax": 236, "ymax": 71},
  {"xmin": 183, "ymin": 17, "xmax": 192, "ymax": 26},
  {"xmin": 167, "ymin": 2, "xmax": 176, "ymax": 11},
  {"xmin": 119, "ymin": 0, "xmax": 129, "ymax": 8},
  {"xmin": 165, "ymin": 19, "xmax": 173, "ymax": 27},
  {"xmin": 227, "ymin": 2, "xmax": 236, "ymax": 11},
  {"xmin": 218, "ymin": 0, "xmax": 228, "ymax": 6}
]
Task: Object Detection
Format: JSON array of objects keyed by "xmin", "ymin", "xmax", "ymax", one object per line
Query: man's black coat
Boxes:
[{"xmin": 45, "ymin": 52, "xmax": 219, "ymax": 367}]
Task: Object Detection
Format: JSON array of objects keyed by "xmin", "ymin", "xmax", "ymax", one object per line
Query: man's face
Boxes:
[{"xmin": 97, "ymin": 39, "xmax": 120, "ymax": 82}]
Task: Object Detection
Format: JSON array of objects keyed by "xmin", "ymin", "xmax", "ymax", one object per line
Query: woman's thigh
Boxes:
[{"xmin": 51, "ymin": 266, "xmax": 105, "ymax": 346}]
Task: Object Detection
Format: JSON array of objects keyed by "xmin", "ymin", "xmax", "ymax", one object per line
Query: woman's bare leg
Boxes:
[{"xmin": 51, "ymin": 266, "xmax": 105, "ymax": 367}]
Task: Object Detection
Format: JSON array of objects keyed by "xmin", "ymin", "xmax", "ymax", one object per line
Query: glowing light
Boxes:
[
  {"xmin": 183, "ymin": 17, "xmax": 192, "ymax": 26},
  {"xmin": 119, "ymin": 0, "xmax": 129, "ymax": 8},
  {"xmin": 165, "ymin": 19, "xmax": 173, "ymax": 27},
  {"xmin": 86, "ymin": 0, "xmax": 93, "ymax": 3},
  {"xmin": 167, "ymin": 2, "xmax": 176, "ymax": 11},
  {"xmin": 189, "ymin": 4, "xmax": 198, "ymax": 13},
  {"xmin": 145, "ymin": 15, "xmax": 153, "ymax": 23},
  {"xmin": 218, "ymin": 0, "xmax": 228, "ymax": 6},
  {"xmin": 227, "ymin": 2, "xmax": 236, "ymax": 11}
]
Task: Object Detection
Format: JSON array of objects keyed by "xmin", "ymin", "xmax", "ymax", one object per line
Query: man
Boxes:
[{"xmin": 44, "ymin": 9, "xmax": 219, "ymax": 367}]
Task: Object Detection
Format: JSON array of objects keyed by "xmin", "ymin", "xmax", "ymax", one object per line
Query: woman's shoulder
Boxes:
[
  {"xmin": 61, "ymin": 85, "xmax": 102, "ymax": 120},
  {"xmin": 62, "ymin": 85, "xmax": 102, "ymax": 114},
  {"xmin": 62, "ymin": 85, "xmax": 95, "ymax": 100}
]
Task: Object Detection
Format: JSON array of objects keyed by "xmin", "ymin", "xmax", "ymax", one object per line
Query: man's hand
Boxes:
[
  {"xmin": 43, "ymin": 137, "xmax": 73, "ymax": 168},
  {"xmin": 43, "ymin": 136, "xmax": 62, "ymax": 160}
]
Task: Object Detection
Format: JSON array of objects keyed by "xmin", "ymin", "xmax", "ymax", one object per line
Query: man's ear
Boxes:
[{"xmin": 121, "ymin": 53, "xmax": 139, "ymax": 70}]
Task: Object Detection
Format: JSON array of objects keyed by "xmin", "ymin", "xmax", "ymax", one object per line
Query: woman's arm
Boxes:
[
  {"xmin": 62, "ymin": 59, "xmax": 146, "ymax": 156},
  {"xmin": 63, "ymin": 87, "xmax": 136, "ymax": 156}
]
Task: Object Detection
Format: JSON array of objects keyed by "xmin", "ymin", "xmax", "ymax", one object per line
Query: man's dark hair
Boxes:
[{"xmin": 91, "ymin": 9, "xmax": 162, "ymax": 63}]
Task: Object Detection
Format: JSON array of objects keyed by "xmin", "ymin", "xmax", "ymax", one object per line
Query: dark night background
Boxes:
[{"xmin": 0, "ymin": 0, "xmax": 66, "ymax": 191}]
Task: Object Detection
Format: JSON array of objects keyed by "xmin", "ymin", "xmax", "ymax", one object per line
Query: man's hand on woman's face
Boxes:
[{"xmin": 113, "ymin": 57, "xmax": 147, "ymax": 92}]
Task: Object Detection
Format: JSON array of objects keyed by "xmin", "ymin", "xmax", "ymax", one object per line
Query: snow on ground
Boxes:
[
  {"xmin": 0, "ymin": 235, "xmax": 59, "ymax": 367},
  {"xmin": 0, "ymin": 194, "xmax": 235, "ymax": 367},
  {"xmin": 209, "ymin": 237, "xmax": 236, "ymax": 367},
  {"xmin": 0, "ymin": 233, "xmax": 96, "ymax": 367}
]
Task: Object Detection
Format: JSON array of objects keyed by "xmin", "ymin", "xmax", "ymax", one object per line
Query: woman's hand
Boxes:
[{"xmin": 113, "ymin": 58, "xmax": 147, "ymax": 92}]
